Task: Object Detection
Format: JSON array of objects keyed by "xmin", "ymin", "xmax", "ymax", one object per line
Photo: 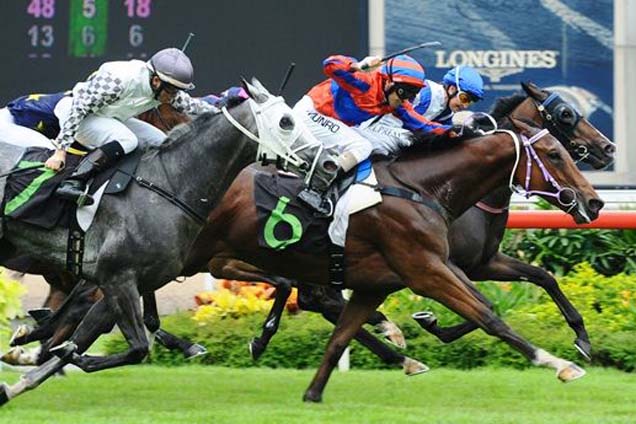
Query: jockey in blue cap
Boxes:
[{"xmin": 357, "ymin": 65, "xmax": 484, "ymax": 156}]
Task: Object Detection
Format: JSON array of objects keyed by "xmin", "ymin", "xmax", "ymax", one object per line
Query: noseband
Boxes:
[{"xmin": 505, "ymin": 128, "xmax": 577, "ymax": 212}]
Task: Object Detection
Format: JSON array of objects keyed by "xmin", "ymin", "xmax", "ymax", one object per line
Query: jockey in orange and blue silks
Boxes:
[
  {"xmin": 358, "ymin": 65, "xmax": 485, "ymax": 156},
  {"xmin": 294, "ymin": 53, "xmax": 453, "ymax": 214}
]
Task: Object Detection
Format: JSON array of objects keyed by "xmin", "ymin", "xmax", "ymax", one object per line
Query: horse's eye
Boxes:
[
  {"xmin": 548, "ymin": 150, "xmax": 562, "ymax": 161},
  {"xmin": 279, "ymin": 115, "xmax": 294, "ymax": 130}
]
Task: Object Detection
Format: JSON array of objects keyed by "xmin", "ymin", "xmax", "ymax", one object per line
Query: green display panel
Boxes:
[{"xmin": 68, "ymin": 0, "xmax": 108, "ymax": 57}]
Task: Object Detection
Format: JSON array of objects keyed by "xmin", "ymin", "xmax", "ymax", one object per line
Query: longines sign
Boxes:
[{"xmin": 435, "ymin": 50, "xmax": 559, "ymax": 82}]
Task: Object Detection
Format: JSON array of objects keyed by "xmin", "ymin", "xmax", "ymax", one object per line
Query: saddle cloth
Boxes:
[
  {"xmin": 1, "ymin": 147, "xmax": 141, "ymax": 231},
  {"xmin": 255, "ymin": 160, "xmax": 382, "ymax": 252}
]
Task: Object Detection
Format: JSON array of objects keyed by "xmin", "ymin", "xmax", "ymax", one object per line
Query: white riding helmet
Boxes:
[{"xmin": 147, "ymin": 48, "xmax": 195, "ymax": 90}]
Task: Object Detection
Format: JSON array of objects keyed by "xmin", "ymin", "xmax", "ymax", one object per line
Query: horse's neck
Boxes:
[
  {"xmin": 139, "ymin": 103, "xmax": 256, "ymax": 209},
  {"xmin": 474, "ymin": 97, "xmax": 542, "ymax": 210},
  {"xmin": 395, "ymin": 133, "xmax": 517, "ymax": 220},
  {"xmin": 477, "ymin": 185, "xmax": 513, "ymax": 210}
]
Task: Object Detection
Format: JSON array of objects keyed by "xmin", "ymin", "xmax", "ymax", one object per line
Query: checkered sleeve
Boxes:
[
  {"xmin": 171, "ymin": 91, "xmax": 218, "ymax": 116},
  {"xmin": 54, "ymin": 70, "xmax": 125, "ymax": 149}
]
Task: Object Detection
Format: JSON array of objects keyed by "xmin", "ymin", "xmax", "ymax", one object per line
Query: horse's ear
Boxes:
[
  {"xmin": 241, "ymin": 77, "xmax": 270, "ymax": 104},
  {"xmin": 241, "ymin": 77, "xmax": 255, "ymax": 99},
  {"xmin": 521, "ymin": 81, "xmax": 548, "ymax": 101}
]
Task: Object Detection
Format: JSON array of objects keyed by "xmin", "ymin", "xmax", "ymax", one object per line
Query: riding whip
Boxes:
[
  {"xmin": 277, "ymin": 62, "xmax": 296, "ymax": 95},
  {"xmin": 361, "ymin": 41, "xmax": 442, "ymax": 70}
]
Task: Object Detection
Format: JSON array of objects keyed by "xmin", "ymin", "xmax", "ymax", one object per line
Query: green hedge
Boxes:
[{"xmin": 104, "ymin": 263, "xmax": 636, "ymax": 371}]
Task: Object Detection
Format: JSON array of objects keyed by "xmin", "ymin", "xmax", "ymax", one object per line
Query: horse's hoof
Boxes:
[
  {"xmin": 1, "ymin": 347, "xmax": 23, "ymax": 365},
  {"xmin": 9, "ymin": 325, "xmax": 32, "ymax": 347},
  {"xmin": 558, "ymin": 363, "xmax": 586, "ymax": 382},
  {"xmin": 50, "ymin": 341, "xmax": 78, "ymax": 360},
  {"xmin": 0, "ymin": 383, "xmax": 11, "ymax": 406},
  {"xmin": 302, "ymin": 390, "xmax": 323, "ymax": 403},
  {"xmin": 28, "ymin": 308, "xmax": 53, "ymax": 325},
  {"xmin": 412, "ymin": 311, "xmax": 437, "ymax": 330},
  {"xmin": 185, "ymin": 344, "xmax": 208, "ymax": 360},
  {"xmin": 249, "ymin": 338, "xmax": 265, "ymax": 361},
  {"xmin": 377, "ymin": 321, "xmax": 406, "ymax": 349},
  {"xmin": 574, "ymin": 339, "xmax": 592, "ymax": 362},
  {"xmin": 403, "ymin": 357, "xmax": 430, "ymax": 376}
]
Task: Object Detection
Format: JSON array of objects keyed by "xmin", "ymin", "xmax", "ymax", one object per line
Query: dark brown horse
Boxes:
[{"xmin": 182, "ymin": 116, "xmax": 603, "ymax": 402}]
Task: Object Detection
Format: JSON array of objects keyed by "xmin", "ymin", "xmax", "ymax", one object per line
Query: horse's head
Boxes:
[
  {"xmin": 518, "ymin": 82, "xmax": 615, "ymax": 169},
  {"xmin": 238, "ymin": 77, "xmax": 321, "ymax": 171},
  {"xmin": 508, "ymin": 117, "xmax": 604, "ymax": 224}
]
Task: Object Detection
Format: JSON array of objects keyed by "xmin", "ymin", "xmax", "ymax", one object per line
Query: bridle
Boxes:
[
  {"xmin": 531, "ymin": 92, "xmax": 588, "ymax": 162},
  {"xmin": 504, "ymin": 127, "xmax": 577, "ymax": 212}
]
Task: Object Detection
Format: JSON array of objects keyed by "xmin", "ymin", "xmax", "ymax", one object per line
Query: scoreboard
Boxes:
[{"xmin": 0, "ymin": 0, "xmax": 368, "ymax": 104}]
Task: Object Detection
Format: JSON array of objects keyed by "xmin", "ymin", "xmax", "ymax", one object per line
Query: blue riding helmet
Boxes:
[{"xmin": 442, "ymin": 66, "xmax": 484, "ymax": 100}]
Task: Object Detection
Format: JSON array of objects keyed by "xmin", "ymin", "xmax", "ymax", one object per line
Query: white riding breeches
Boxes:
[
  {"xmin": 293, "ymin": 96, "xmax": 372, "ymax": 169},
  {"xmin": 54, "ymin": 96, "xmax": 166, "ymax": 153},
  {"xmin": 0, "ymin": 107, "xmax": 56, "ymax": 149}
]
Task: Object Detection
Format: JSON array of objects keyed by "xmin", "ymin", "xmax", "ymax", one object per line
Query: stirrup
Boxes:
[
  {"xmin": 298, "ymin": 189, "xmax": 334, "ymax": 216},
  {"xmin": 76, "ymin": 185, "xmax": 94, "ymax": 207}
]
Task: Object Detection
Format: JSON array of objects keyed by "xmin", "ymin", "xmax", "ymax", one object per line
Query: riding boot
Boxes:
[{"xmin": 56, "ymin": 141, "xmax": 125, "ymax": 206}]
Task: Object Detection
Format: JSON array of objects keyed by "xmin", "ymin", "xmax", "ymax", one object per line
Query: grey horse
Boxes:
[{"xmin": 0, "ymin": 78, "xmax": 318, "ymax": 405}]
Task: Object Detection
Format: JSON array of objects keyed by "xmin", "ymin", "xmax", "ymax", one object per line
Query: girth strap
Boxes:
[
  {"xmin": 358, "ymin": 182, "xmax": 450, "ymax": 223},
  {"xmin": 328, "ymin": 244, "xmax": 345, "ymax": 287}
]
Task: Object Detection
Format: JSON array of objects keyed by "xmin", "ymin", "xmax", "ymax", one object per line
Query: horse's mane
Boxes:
[
  {"xmin": 489, "ymin": 92, "xmax": 528, "ymax": 120},
  {"xmin": 400, "ymin": 127, "xmax": 473, "ymax": 156},
  {"xmin": 146, "ymin": 96, "xmax": 249, "ymax": 153}
]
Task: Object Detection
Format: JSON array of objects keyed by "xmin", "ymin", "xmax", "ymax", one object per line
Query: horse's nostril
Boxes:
[{"xmin": 588, "ymin": 198, "xmax": 605, "ymax": 213}]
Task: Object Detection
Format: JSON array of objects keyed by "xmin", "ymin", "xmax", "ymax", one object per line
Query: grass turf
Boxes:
[{"xmin": 0, "ymin": 366, "xmax": 634, "ymax": 423}]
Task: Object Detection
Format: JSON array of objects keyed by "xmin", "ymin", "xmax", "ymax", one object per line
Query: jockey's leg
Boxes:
[
  {"xmin": 293, "ymin": 96, "xmax": 371, "ymax": 215},
  {"xmin": 56, "ymin": 116, "xmax": 136, "ymax": 206},
  {"xmin": 123, "ymin": 117, "xmax": 166, "ymax": 148},
  {"xmin": 0, "ymin": 108, "xmax": 56, "ymax": 149}
]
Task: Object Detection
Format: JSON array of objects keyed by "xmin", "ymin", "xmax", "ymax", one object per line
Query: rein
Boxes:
[{"xmin": 114, "ymin": 167, "xmax": 207, "ymax": 225}]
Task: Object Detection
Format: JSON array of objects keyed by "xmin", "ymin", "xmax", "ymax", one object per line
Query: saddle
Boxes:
[{"xmin": 1, "ymin": 147, "xmax": 142, "ymax": 230}]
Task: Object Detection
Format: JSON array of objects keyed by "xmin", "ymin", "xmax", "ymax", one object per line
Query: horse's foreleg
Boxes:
[
  {"xmin": 11, "ymin": 279, "xmax": 98, "ymax": 347},
  {"xmin": 469, "ymin": 252, "xmax": 591, "ymax": 360},
  {"xmin": 303, "ymin": 290, "xmax": 386, "ymax": 403},
  {"xmin": 58, "ymin": 279, "xmax": 148, "ymax": 373},
  {"xmin": 141, "ymin": 293, "xmax": 207, "ymax": 360},
  {"xmin": 405, "ymin": 259, "xmax": 585, "ymax": 383},
  {"xmin": 250, "ymin": 281, "xmax": 292, "ymax": 360},
  {"xmin": 299, "ymin": 285, "xmax": 406, "ymax": 349},
  {"xmin": 319, "ymin": 299, "xmax": 427, "ymax": 374},
  {"xmin": 0, "ymin": 299, "xmax": 113, "ymax": 407}
]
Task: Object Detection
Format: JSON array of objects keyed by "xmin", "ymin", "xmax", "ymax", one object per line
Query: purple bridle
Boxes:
[{"xmin": 508, "ymin": 128, "xmax": 577, "ymax": 211}]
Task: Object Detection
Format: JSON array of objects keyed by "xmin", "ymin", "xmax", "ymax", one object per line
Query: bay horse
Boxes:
[
  {"xmin": 182, "ymin": 117, "xmax": 603, "ymax": 402},
  {"xmin": 246, "ymin": 82, "xmax": 615, "ymax": 361},
  {"xmin": 0, "ymin": 78, "xmax": 318, "ymax": 405}
]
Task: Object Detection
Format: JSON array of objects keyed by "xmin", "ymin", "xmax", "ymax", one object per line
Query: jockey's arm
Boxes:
[
  {"xmin": 46, "ymin": 70, "xmax": 126, "ymax": 171},
  {"xmin": 53, "ymin": 70, "xmax": 125, "ymax": 151},
  {"xmin": 393, "ymin": 101, "xmax": 451, "ymax": 135},
  {"xmin": 322, "ymin": 55, "xmax": 374, "ymax": 94},
  {"xmin": 171, "ymin": 91, "xmax": 218, "ymax": 116}
]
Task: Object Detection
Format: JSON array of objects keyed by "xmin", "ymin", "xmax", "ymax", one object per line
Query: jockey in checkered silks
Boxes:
[{"xmin": 41, "ymin": 48, "xmax": 217, "ymax": 205}]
